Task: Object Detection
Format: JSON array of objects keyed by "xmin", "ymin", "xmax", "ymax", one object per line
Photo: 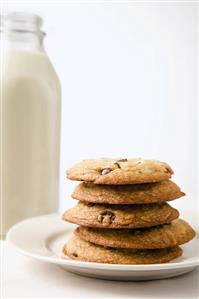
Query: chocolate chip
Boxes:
[
  {"xmin": 101, "ymin": 168, "xmax": 112, "ymax": 175},
  {"xmin": 164, "ymin": 167, "xmax": 170, "ymax": 173},
  {"xmin": 114, "ymin": 162, "xmax": 121, "ymax": 168},
  {"xmin": 116, "ymin": 158, "xmax": 128, "ymax": 162},
  {"xmin": 72, "ymin": 252, "xmax": 78, "ymax": 257},
  {"xmin": 97, "ymin": 210, "xmax": 116, "ymax": 224},
  {"xmin": 114, "ymin": 158, "xmax": 128, "ymax": 168}
]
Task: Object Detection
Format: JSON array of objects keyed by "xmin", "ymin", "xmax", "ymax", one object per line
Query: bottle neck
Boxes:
[
  {"xmin": 1, "ymin": 12, "xmax": 45, "ymax": 53},
  {"xmin": 2, "ymin": 31, "xmax": 45, "ymax": 52}
]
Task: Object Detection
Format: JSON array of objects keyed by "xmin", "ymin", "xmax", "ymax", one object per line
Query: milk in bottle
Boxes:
[{"xmin": 0, "ymin": 13, "xmax": 61, "ymax": 238}]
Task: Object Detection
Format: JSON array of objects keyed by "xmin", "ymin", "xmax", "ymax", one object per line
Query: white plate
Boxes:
[{"xmin": 7, "ymin": 213, "xmax": 199, "ymax": 281}]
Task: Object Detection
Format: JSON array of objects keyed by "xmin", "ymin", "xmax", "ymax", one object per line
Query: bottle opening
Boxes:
[{"xmin": 0, "ymin": 12, "xmax": 45, "ymax": 36}]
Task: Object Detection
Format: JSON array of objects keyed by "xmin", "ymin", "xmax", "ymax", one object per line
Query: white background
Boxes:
[{"xmin": 3, "ymin": 1, "xmax": 198, "ymax": 213}]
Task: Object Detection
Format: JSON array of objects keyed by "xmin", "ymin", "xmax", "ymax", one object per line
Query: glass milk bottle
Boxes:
[{"xmin": 0, "ymin": 13, "xmax": 61, "ymax": 238}]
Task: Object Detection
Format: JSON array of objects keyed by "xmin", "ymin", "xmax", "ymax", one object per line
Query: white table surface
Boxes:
[{"xmin": 1, "ymin": 241, "xmax": 198, "ymax": 299}]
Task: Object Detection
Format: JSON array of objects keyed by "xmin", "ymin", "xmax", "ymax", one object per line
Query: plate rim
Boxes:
[{"xmin": 6, "ymin": 213, "xmax": 199, "ymax": 272}]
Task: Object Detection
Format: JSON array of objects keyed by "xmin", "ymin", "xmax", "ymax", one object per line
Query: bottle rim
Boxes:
[{"xmin": 0, "ymin": 11, "xmax": 46, "ymax": 36}]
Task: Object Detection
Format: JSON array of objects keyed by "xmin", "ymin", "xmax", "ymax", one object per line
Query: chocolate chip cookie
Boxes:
[
  {"xmin": 72, "ymin": 180, "xmax": 185, "ymax": 205},
  {"xmin": 75, "ymin": 219, "xmax": 195, "ymax": 249},
  {"xmin": 66, "ymin": 158, "xmax": 173, "ymax": 184},
  {"xmin": 63, "ymin": 235, "xmax": 182, "ymax": 264},
  {"xmin": 62, "ymin": 201, "xmax": 179, "ymax": 229}
]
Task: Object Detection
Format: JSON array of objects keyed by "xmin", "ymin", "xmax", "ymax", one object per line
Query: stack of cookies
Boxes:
[{"xmin": 62, "ymin": 158, "xmax": 195, "ymax": 264}]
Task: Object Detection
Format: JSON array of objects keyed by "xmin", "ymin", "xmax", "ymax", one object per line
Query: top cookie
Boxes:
[{"xmin": 66, "ymin": 158, "xmax": 173, "ymax": 184}]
